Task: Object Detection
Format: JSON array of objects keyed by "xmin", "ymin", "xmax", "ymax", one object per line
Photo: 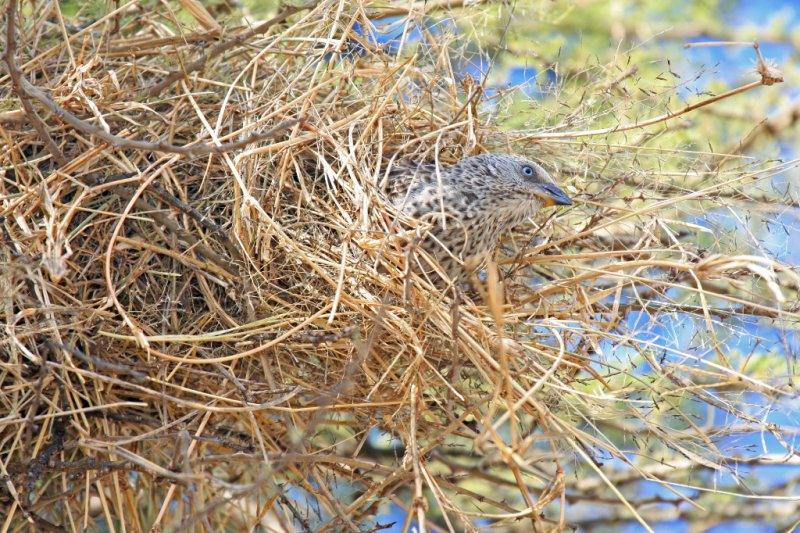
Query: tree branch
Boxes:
[{"xmin": 3, "ymin": 0, "xmax": 67, "ymax": 167}]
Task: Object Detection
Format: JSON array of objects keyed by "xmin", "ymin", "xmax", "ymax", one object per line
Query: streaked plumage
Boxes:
[{"xmin": 384, "ymin": 154, "xmax": 572, "ymax": 278}]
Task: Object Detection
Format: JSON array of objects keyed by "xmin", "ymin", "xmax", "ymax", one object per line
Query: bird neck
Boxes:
[{"xmin": 498, "ymin": 200, "xmax": 539, "ymax": 228}]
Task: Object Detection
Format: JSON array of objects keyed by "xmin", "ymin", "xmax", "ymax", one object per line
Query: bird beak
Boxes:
[{"xmin": 534, "ymin": 183, "xmax": 572, "ymax": 207}]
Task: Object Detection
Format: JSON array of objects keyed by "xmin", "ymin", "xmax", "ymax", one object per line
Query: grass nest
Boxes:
[{"xmin": 2, "ymin": 0, "xmax": 799, "ymax": 531}]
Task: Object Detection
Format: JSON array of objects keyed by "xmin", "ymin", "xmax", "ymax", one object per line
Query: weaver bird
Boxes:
[{"xmin": 385, "ymin": 154, "xmax": 572, "ymax": 278}]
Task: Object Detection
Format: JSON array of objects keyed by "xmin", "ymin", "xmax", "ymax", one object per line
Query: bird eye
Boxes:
[{"xmin": 522, "ymin": 165, "xmax": 534, "ymax": 176}]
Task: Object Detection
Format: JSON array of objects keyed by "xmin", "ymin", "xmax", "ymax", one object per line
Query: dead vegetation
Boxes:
[{"xmin": 1, "ymin": 0, "xmax": 799, "ymax": 531}]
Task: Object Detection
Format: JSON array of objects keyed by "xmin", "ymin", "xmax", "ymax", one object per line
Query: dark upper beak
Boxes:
[{"xmin": 534, "ymin": 183, "xmax": 572, "ymax": 207}]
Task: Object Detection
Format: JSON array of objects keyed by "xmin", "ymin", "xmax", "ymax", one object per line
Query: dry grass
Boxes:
[{"xmin": 1, "ymin": 0, "xmax": 799, "ymax": 531}]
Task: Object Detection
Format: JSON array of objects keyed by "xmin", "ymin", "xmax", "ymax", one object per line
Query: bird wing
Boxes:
[{"xmin": 381, "ymin": 159, "xmax": 448, "ymax": 206}]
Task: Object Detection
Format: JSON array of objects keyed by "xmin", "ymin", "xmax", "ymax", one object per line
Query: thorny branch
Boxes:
[{"xmin": 524, "ymin": 41, "xmax": 783, "ymax": 140}]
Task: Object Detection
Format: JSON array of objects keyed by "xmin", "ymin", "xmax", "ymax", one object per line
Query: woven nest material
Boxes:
[{"xmin": 2, "ymin": 0, "xmax": 798, "ymax": 530}]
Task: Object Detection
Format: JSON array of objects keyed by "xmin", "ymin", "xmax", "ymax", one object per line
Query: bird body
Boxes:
[{"xmin": 385, "ymin": 154, "xmax": 572, "ymax": 278}]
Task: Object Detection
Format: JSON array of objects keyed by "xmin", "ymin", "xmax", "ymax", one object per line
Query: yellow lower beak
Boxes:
[{"xmin": 535, "ymin": 183, "xmax": 572, "ymax": 207}]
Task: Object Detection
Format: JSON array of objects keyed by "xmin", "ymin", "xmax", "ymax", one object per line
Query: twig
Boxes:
[
  {"xmin": 366, "ymin": 0, "xmax": 499, "ymax": 18},
  {"xmin": 145, "ymin": 1, "xmax": 317, "ymax": 97},
  {"xmin": 527, "ymin": 80, "xmax": 764, "ymax": 140},
  {"xmin": 80, "ymin": 172, "xmax": 241, "ymax": 277},
  {"xmin": 3, "ymin": 0, "xmax": 67, "ymax": 167},
  {"xmin": 44, "ymin": 340, "xmax": 146, "ymax": 382},
  {"xmin": 3, "ymin": 0, "xmax": 298, "ymax": 158},
  {"xmin": 143, "ymin": 177, "xmax": 244, "ymax": 263},
  {"xmin": 525, "ymin": 41, "xmax": 782, "ymax": 140}
]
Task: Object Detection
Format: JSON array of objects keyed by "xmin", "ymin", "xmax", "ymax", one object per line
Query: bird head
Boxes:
[{"xmin": 454, "ymin": 154, "xmax": 572, "ymax": 208}]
